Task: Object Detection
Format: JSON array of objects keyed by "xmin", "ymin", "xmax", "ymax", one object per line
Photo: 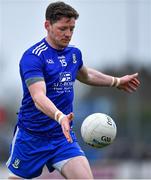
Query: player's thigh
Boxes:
[
  {"xmin": 61, "ymin": 156, "xmax": 93, "ymax": 179},
  {"xmin": 8, "ymin": 175, "xmax": 21, "ymax": 179}
]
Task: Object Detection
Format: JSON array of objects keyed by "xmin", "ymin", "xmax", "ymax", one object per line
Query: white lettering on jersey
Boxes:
[{"xmin": 53, "ymin": 72, "xmax": 73, "ymax": 93}]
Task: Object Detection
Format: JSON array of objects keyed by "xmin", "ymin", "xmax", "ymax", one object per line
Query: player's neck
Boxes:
[{"xmin": 45, "ymin": 36, "xmax": 64, "ymax": 50}]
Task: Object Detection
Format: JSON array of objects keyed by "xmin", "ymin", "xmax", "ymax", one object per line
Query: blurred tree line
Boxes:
[{"xmin": 74, "ymin": 63, "xmax": 151, "ymax": 162}]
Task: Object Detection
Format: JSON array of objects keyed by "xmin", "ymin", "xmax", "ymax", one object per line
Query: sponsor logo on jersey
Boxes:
[
  {"xmin": 59, "ymin": 72, "xmax": 72, "ymax": 82},
  {"xmin": 53, "ymin": 72, "xmax": 73, "ymax": 93}
]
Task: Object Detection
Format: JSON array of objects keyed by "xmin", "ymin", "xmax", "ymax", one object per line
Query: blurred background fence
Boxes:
[{"xmin": 0, "ymin": 0, "xmax": 151, "ymax": 179}]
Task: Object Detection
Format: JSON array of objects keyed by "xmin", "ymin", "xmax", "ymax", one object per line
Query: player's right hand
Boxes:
[{"xmin": 60, "ymin": 112, "xmax": 74, "ymax": 143}]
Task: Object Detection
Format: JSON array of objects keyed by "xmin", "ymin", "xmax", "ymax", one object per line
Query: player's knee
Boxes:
[
  {"xmin": 8, "ymin": 175, "xmax": 22, "ymax": 179},
  {"xmin": 82, "ymin": 171, "xmax": 94, "ymax": 179},
  {"xmin": 61, "ymin": 156, "xmax": 94, "ymax": 179}
]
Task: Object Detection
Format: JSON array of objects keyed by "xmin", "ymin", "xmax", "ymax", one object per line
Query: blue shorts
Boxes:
[{"xmin": 6, "ymin": 127, "xmax": 85, "ymax": 179}]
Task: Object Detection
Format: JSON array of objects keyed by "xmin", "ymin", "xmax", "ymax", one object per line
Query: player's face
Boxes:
[{"xmin": 45, "ymin": 17, "xmax": 75, "ymax": 49}]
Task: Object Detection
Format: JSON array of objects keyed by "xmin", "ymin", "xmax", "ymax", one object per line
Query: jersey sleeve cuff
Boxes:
[{"xmin": 25, "ymin": 77, "xmax": 44, "ymax": 87}]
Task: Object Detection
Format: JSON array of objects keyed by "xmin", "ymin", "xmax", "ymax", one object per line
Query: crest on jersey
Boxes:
[{"xmin": 72, "ymin": 53, "xmax": 77, "ymax": 64}]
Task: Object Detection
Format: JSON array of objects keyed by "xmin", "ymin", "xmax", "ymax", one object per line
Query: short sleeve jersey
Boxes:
[{"xmin": 18, "ymin": 38, "xmax": 83, "ymax": 137}]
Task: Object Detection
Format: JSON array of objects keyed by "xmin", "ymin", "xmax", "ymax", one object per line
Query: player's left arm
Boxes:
[{"xmin": 76, "ymin": 66, "xmax": 140, "ymax": 93}]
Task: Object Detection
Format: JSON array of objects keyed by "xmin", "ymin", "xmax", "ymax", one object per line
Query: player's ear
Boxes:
[{"xmin": 44, "ymin": 20, "xmax": 51, "ymax": 31}]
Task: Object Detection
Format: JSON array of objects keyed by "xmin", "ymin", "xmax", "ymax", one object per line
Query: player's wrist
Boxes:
[
  {"xmin": 110, "ymin": 77, "xmax": 120, "ymax": 87},
  {"xmin": 54, "ymin": 110, "xmax": 66, "ymax": 124}
]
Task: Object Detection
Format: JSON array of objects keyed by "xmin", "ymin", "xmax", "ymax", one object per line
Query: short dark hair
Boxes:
[{"xmin": 45, "ymin": 1, "xmax": 79, "ymax": 24}]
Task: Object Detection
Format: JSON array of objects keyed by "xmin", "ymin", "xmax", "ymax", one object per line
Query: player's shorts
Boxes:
[{"xmin": 6, "ymin": 126, "xmax": 85, "ymax": 179}]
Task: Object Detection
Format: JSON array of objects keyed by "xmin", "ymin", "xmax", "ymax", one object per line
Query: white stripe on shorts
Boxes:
[
  {"xmin": 6, "ymin": 127, "xmax": 19, "ymax": 167},
  {"xmin": 52, "ymin": 157, "xmax": 73, "ymax": 172},
  {"xmin": 52, "ymin": 156, "xmax": 84, "ymax": 172}
]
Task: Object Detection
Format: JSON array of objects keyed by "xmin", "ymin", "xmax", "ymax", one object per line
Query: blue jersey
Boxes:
[{"xmin": 17, "ymin": 38, "xmax": 83, "ymax": 137}]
